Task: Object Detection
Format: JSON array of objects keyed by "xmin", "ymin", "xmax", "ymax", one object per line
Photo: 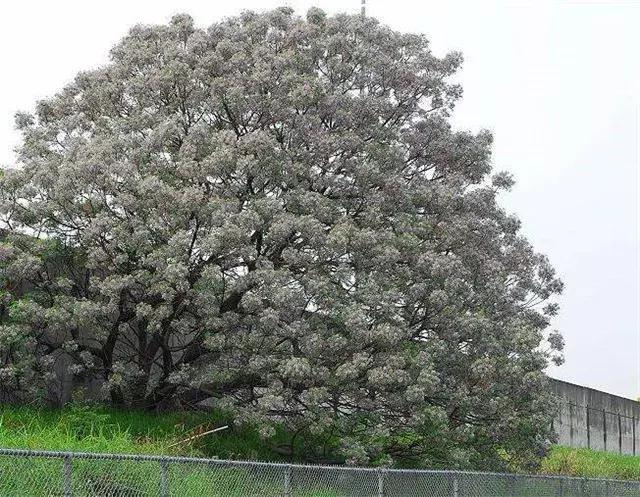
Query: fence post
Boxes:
[
  {"xmin": 507, "ymin": 475, "xmax": 516, "ymax": 497},
  {"xmin": 452, "ymin": 473, "xmax": 459, "ymax": 497},
  {"xmin": 557, "ymin": 477, "xmax": 564, "ymax": 497},
  {"xmin": 377, "ymin": 468, "xmax": 385, "ymax": 497},
  {"xmin": 284, "ymin": 464, "xmax": 292, "ymax": 497},
  {"xmin": 159, "ymin": 459, "xmax": 170, "ymax": 497},
  {"xmin": 63, "ymin": 454, "xmax": 73, "ymax": 497}
]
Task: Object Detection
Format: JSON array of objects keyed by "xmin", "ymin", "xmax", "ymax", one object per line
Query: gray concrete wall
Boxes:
[{"xmin": 551, "ymin": 378, "xmax": 640, "ymax": 455}]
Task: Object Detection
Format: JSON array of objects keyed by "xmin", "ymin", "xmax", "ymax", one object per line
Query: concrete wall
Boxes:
[{"xmin": 551, "ymin": 378, "xmax": 640, "ymax": 455}]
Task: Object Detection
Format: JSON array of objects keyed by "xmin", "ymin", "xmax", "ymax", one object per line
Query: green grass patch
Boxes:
[
  {"xmin": 5, "ymin": 404, "xmax": 640, "ymax": 484},
  {"xmin": 0, "ymin": 404, "xmax": 206, "ymax": 456},
  {"xmin": 0, "ymin": 403, "xmax": 341, "ymax": 463},
  {"xmin": 541, "ymin": 446, "xmax": 640, "ymax": 480},
  {"xmin": 0, "ymin": 404, "xmax": 346, "ymax": 496},
  {"xmin": 0, "ymin": 405, "xmax": 296, "ymax": 460}
]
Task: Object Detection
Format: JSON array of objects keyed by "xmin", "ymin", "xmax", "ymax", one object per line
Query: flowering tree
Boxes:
[{"xmin": 0, "ymin": 8, "xmax": 563, "ymax": 467}]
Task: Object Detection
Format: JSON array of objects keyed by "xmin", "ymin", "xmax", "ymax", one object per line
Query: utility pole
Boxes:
[{"xmin": 361, "ymin": 0, "xmax": 366, "ymax": 16}]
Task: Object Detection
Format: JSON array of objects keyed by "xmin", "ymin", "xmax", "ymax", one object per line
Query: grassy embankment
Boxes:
[
  {"xmin": 2, "ymin": 404, "xmax": 640, "ymax": 482},
  {"xmin": 0, "ymin": 404, "xmax": 303, "ymax": 461},
  {"xmin": 541, "ymin": 446, "xmax": 640, "ymax": 481},
  {"xmin": 0, "ymin": 405, "xmax": 342, "ymax": 496}
]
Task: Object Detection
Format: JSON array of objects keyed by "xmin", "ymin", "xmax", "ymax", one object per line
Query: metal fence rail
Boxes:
[{"xmin": 0, "ymin": 448, "xmax": 639, "ymax": 497}]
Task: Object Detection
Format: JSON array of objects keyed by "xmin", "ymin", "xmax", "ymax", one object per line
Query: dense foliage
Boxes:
[{"xmin": 0, "ymin": 8, "xmax": 563, "ymax": 468}]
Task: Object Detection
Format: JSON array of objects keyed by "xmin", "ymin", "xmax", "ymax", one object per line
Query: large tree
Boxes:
[{"xmin": 0, "ymin": 8, "xmax": 563, "ymax": 468}]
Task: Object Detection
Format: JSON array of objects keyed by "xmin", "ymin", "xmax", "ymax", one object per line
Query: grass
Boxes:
[
  {"xmin": 542, "ymin": 446, "xmax": 640, "ymax": 481},
  {"xmin": 0, "ymin": 404, "xmax": 346, "ymax": 496},
  {"xmin": 4, "ymin": 404, "xmax": 640, "ymax": 477},
  {"xmin": 3, "ymin": 404, "xmax": 640, "ymax": 495},
  {"xmin": 0, "ymin": 403, "xmax": 321, "ymax": 461},
  {"xmin": 1, "ymin": 404, "xmax": 214, "ymax": 457}
]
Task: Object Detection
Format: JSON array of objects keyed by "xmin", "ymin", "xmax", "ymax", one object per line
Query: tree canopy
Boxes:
[{"xmin": 0, "ymin": 8, "xmax": 563, "ymax": 468}]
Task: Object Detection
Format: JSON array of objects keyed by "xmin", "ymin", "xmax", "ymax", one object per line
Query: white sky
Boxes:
[{"xmin": 1, "ymin": 0, "xmax": 639, "ymax": 398}]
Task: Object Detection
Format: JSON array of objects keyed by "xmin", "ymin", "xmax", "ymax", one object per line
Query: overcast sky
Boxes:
[{"xmin": 1, "ymin": 0, "xmax": 638, "ymax": 398}]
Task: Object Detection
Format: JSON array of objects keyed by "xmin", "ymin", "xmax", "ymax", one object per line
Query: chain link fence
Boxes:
[{"xmin": 1, "ymin": 448, "xmax": 639, "ymax": 496}]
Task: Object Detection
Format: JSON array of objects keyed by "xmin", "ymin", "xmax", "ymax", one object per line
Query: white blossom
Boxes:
[{"xmin": 0, "ymin": 9, "xmax": 563, "ymax": 468}]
